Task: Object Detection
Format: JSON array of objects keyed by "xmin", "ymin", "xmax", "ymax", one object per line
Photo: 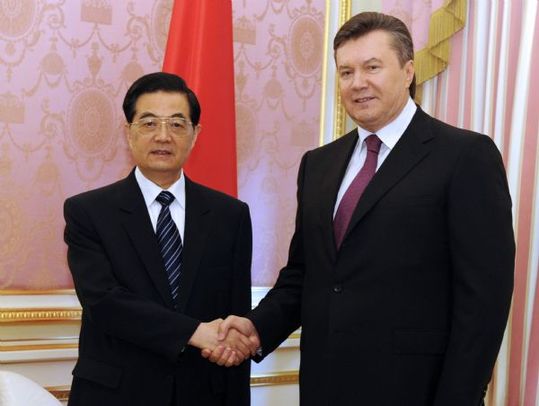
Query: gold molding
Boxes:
[
  {"xmin": 46, "ymin": 371, "xmax": 300, "ymax": 400},
  {"xmin": 333, "ymin": 0, "xmax": 351, "ymax": 140},
  {"xmin": 46, "ymin": 385, "xmax": 70, "ymax": 401},
  {"xmin": 319, "ymin": 0, "xmax": 331, "ymax": 147},
  {"xmin": 0, "ymin": 289, "xmax": 76, "ymax": 295},
  {"xmin": 0, "ymin": 355, "xmax": 78, "ymax": 365},
  {"xmin": 288, "ymin": 332, "xmax": 300, "ymax": 340},
  {"xmin": 0, "ymin": 343, "xmax": 78, "ymax": 352},
  {"xmin": 250, "ymin": 370, "xmax": 299, "ymax": 387},
  {"xmin": 0, "ymin": 308, "xmax": 82, "ymax": 323}
]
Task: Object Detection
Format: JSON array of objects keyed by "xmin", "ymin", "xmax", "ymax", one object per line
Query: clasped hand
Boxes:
[{"xmin": 188, "ymin": 316, "xmax": 260, "ymax": 367}]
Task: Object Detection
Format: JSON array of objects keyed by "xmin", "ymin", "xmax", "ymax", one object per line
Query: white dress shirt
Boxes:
[
  {"xmin": 134, "ymin": 167, "xmax": 186, "ymax": 240},
  {"xmin": 333, "ymin": 97, "xmax": 417, "ymax": 217}
]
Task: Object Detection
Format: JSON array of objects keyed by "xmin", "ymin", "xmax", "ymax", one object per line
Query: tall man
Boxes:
[
  {"xmin": 212, "ymin": 12, "xmax": 515, "ymax": 406},
  {"xmin": 64, "ymin": 72, "xmax": 252, "ymax": 406}
]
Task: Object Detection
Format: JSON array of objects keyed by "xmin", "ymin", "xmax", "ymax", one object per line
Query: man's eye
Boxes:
[
  {"xmin": 143, "ymin": 120, "xmax": 158, "ymax": 128},
  {"xmin": 340, "ymin": 71, "xmax": 351, "ymax": 78},
  {"xmin": 170, "ymin": 120, "xmax": 185, "ymax": 129}
]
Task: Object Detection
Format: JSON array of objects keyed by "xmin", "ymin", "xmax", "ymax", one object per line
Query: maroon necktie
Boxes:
[{"xmin": 334, "ymin": 134, "xmax": 382, "ymax": 248}]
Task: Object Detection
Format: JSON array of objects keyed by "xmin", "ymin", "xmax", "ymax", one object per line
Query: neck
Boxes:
[{"xmin": 139, "ymin": 168, "xmax": 182, "ymax": 189}]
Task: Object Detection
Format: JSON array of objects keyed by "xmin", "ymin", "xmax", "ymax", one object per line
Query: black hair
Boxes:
[{"xmin": 122, "ymin": 72, "xmax": 201, "ymax": 125}]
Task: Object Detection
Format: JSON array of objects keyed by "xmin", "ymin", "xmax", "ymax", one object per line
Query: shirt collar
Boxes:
[
  {"xmin": 134, "ymin": 167, "xmax": 186, "ymax": 210},
  {"xmin": 356, "ymin": 97, "xmax": 417, "ymax": 149}
]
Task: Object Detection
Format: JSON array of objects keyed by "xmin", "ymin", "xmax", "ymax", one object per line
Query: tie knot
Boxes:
[
  {"xmin": 365, "ymin": 134, "xmax": 382, "ymax": 153},
  {"xmin": 156, "ymin": 191, "xmax": 175, "ymax": 207}
]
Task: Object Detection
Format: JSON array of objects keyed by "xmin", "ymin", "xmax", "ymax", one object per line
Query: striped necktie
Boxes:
[{"xmin": 156, "ymin": 191, "xmax": 182, "ymax": 300}]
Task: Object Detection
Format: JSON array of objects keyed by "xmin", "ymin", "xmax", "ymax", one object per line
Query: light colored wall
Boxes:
[{"xmin": 0, "ymin": 0, "xmax": 325, "ymax": 291}]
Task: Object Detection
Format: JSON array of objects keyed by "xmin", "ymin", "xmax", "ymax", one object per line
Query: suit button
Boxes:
[{"xmin": 333, "ymin": 285, "xmax": 342, "ymax": 293}]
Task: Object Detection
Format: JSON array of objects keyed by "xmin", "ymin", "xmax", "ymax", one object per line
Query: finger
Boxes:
[
  {"xmin": 218, "ymin": 317, "xmax": 235, "ymax": 340},
  {"xmin": 249, "ymin": 333, "xmax": 261, "ymax": 351},
  {"xmin": 224, "ymin": 351, "xmax": 240, "ymax": 367},
  {"xmin": 216, "ymin": 347, "xmax": 232, "ymax": 366},
  {"xmin": 201, "ymin": 348, "xmax": 212, "ymax": 358},
  {"xmin": 208, "ymin": 345, "xmax": 226, "ymax": 363},
  {"xmin": 229, "ymin": 337, "xmax": 250, "ymax": 359}
]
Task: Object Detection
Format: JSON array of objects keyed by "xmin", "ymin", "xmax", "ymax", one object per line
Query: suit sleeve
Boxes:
[
  {"xmin": 223, "ymin": 202, "xmax": 253, "ymax": 406},
  {"xmin": 433, "ymin": 135, "xmax": 515, "ymax": 405},
  {"xmin": 247, "ymin": 152, "xmax": 308, "ymax": 359},
  {"xmin": 64, "ymin": 197, "xmax": 200, "ymax": 363}
]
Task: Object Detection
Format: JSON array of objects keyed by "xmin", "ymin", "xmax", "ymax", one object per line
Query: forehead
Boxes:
[
  {"xmin": 133, "ymin": 91, "xmax": 190, "ymax": 117},
  {"xmin": 335, "ymin": 30, "xmax": 397, "ymax": 65}
]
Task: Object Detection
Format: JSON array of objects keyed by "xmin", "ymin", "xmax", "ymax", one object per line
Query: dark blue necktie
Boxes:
[{"xmin": 156, "ymin": 191, "xmax": 182, "ymax": 300}]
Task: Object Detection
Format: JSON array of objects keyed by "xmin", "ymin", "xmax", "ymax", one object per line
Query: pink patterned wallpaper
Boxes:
[
  {"xmin": 0, "ymin": 0, "xmax": 324, "ymax": 290},
  {"xmin": 233, "ymin": 0, "xmax": 324, "ymax": 285}
]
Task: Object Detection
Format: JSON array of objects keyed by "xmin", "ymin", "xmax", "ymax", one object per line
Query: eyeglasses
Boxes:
[{"xmin": 129, "ymin": 116, "xmax": 194, "ymax": 137}]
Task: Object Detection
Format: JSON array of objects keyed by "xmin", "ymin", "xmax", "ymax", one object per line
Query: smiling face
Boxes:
[
  {"xmin": 335, "ymin": 30, "xmax": 414, "ymax": 133},
  {"xmin": 126, "ymin": 91, "xmax": 200, "ymax": 188}
]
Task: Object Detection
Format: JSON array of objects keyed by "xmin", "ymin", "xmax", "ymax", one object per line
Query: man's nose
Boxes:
[
  {"xmin": 155, "ymin": 121, "xmax": 172, "ymax": 140},
  {"xmin": 350, "ymin": 72, "xmax": 367, "ymax": 89}
]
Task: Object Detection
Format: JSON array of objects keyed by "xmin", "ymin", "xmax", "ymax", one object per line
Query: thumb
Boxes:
[{"xmin": 218, "ymin": 317, "xmax": 233, "ymax": 340}]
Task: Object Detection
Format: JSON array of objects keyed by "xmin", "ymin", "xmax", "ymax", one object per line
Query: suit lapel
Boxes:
[
  {"xmin": 176, "ymin": 177, "xmax": 211, "ymax": 312},
  {"xmin": 342, "ymin": 108, "xmax": 435, "ymax": 243},
  {"xmin": 116, "ymin": 171, "xmax": 175, "ymax": 307}
]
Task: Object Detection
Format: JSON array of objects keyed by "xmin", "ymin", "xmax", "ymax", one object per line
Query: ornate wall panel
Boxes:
[
  {"xmin": 0, "ymin": 0, "xmax": 325, "ymax": 290},
  {"xmin": 0, "ymin": 0, "xmax": 171, "ymax": 290},
  {"xmin": 233, "ymin": 0, "xmax": 325, "ymax": 286}
]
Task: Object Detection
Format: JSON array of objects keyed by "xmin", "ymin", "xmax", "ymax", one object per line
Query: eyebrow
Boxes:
[
  {"xmin": 137, "ymin": 112, "xmax": 187, "ymax": 120},
  {"xmin": 337, "ymin": 57, "xmax": 382, "ymax": 70},
  {"xmin": 363, "ymin": 57, "xmax": 382, "ymax": 65}
]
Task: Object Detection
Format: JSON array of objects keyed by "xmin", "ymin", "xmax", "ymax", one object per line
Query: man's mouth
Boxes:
[
  {"xmin": 354, "ymin": 97, "xmax": 375, "ymax": 103},
  {"xmin": 151, "ymin": 150, "xmax": 172, "ymax": 155}
]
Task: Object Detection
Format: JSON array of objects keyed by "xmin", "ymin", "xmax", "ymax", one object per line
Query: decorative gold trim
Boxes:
[
  {"xmin": 414, "ymin": 0, "xmax": 467, "ymax": 85},
  {"xmin": 333, "ymin": 0, "xmax": 351, "ymax": 140},
  {"xmin": 46, "ymin": 385, "xmax": 70, "ymax": 401},
  {"xmin": 250, "ymin": 370, "xmax": 299, "ymax": 387},
  {"xmin": 0, "ymin": 343, "xmax": 78, "ymax": 352},
  {"xmin": 288, "ymin": 332, "xmax": 301, "ymax": 340},
  {"xmin": 1, "ymin": 336, "xmax": 78, "ymax": 343},
  {"xmin": 0, "ymin": 355, "xmax": 77, "ymax": 365},
  {"xmin": 0, "ymin": 308, "xmax": 82, "ymax": 323},
  {"xmin": 0, "ymin": 289, "xmax": 76, "ymax": 295},
  {"xmin": 319, "ymin": 0, "xmax": 331, "ymax": 147},
  {"xmin": 46, "ymin": 371, "xmax": 300, "ymax": 400}
]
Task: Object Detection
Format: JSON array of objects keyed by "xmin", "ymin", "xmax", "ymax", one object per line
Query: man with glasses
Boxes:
[{"xmin": 64, "ymin": 72, "xmax": 252, "ymax": 406}]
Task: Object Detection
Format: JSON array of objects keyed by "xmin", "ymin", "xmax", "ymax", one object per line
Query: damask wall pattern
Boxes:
[
  {"xmin": 0, "ymin": 0, "xmax": 324, "ymax": 290},
  {"xmin": 0, "ymin": 0, "xmax": 173, "ymax": 289},
  {"xmin": 233, "ymin": 0, "xmax": 325, "ymax": 286}
]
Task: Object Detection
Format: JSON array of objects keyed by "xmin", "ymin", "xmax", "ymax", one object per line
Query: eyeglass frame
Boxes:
[{"xmin": 127, "ymin": 115, "xmax": 199, "ymax": 138}]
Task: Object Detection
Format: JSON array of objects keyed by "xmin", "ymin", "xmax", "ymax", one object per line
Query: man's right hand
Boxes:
[{"xmin": 201, "ymin": 315, "xmax": 260, "ymax": 366}]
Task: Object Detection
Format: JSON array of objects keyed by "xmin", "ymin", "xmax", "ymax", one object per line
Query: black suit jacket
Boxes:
[
  {"xmin": 64, "ymin": 171, "xmax": 252, "ymax": 406},
  {"xmin": 249, "ymin": 108, "xmax": 514, "ymax": 406}
]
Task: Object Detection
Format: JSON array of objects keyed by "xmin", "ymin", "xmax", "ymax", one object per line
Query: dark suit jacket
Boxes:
[
  {"xmin": 64, "ymin": 171, "xmax": 252, "ymax": 406},
  {"xmin": 248, "ymin": 108, "xmax": 515, "ymax": 406}
]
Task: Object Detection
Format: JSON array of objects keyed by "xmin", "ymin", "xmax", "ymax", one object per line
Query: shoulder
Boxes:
[
  {"xmin": 418, "ymin": 109, "xmax": 499, "ymax": 155},
  {"xmin": 66, "ymin": 177, "xmax": 128, "ymax": 205}
]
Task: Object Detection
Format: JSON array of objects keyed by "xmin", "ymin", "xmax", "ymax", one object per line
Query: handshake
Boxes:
[{"xmin": 188, "ymin": 316, "xmax": 260, "ymax": 367}]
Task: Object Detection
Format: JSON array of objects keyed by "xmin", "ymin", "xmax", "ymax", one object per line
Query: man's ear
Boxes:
[
  {"xmin": 124, "ymin": 122, "xmax": 134, "ymax": 149},
  {"xmin": 192, "ymin": 124, "xmax": 201, "ymax": 146},
  {"xmin": 405, "ymin": 60, "xmax": 414, "ymax": 87}
]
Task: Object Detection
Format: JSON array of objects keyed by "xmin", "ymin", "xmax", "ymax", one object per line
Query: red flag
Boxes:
[{"xmin": 163, "ymin": 0, "xmax": 237, "ymax": 196}]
